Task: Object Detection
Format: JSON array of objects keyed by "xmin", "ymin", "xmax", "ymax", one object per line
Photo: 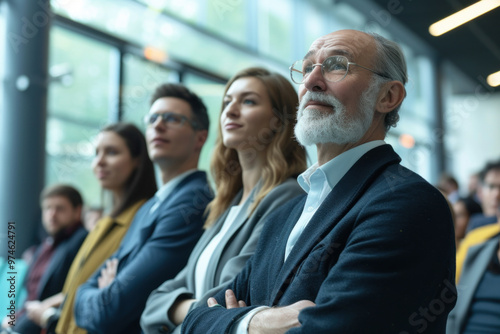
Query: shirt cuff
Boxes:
[{"xmin": 231, "ymin": 306, "xmax": 270, "ymax": 334}]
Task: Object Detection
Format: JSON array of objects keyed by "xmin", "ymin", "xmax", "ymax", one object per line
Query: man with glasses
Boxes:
[
  {"xmin": 466, "ymin": 160, "xmax": 500, "ymax": 232},
  {"xmin": 73, "ymin": 84, "xmax": 213, "ymax": 334},
  {"xmin": 182, "ymin": 30, "xmax": 456, "ymax": 333}
]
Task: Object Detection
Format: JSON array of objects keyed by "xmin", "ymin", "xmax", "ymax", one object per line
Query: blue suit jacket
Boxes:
[
  {"xmin": 74, "ymin": 171, "xmax": 213, "ymax": 334},
  {"xmin": 183, "ymin": 145, "xmax": 456, "ymax": 334}
]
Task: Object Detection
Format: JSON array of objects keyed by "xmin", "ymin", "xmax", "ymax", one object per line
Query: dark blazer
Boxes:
[
  {"xmin": 15, "ymin": 225, "xmax": 87, "ymax": 334},
  {"xmin": 74, "ymin": 171, "xmax": 213, "ymax": 334},
  {"xmin": 182, "ymin": 145, "xmax": 456, "ymax": 334},
  {"xmin": 446, "ymin": 235, "xmax": 500, "ymax": 334},
  {"xmin": 140, "ymin": 178, "xmax": 304, "ymax": 334}
]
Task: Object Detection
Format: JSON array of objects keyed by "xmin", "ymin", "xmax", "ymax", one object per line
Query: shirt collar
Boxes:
[
  {"xmin": 155, "ymin": 169, "xmax": 198, "ymax": 204},
  {"xmin": 298, "ymin": 140, "xmax": 385, "ymax": 193}
]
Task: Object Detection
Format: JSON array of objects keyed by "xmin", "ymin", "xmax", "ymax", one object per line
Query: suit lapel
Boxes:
[
  {"xmin": 184, "ymin": 195, "xmax": 238, "ymax": 290},
  {"xmin": 36, "ymin": 240, "xmax": 66, "ymax": 297},
  {"xmin": 203, "ymin": 187, "xmax": 258, "ymax": 288},
  {"xmin": 117, "ymin": 172, "xmax": 205, "ymax": 259},
  {"xmin": 117, "ymin": 199, "xmax": 157, "ymax": 259},
  {"xmin": 270, "ymin": 145, "xmax": 401, "ymax": 304}
]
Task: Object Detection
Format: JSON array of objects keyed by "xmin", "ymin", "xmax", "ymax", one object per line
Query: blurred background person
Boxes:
[
  {"xmin": 53, "ymin": 123, "xmax": 157, "ymax": 334},
  {"xmin": 140, "ymin": 67, "xmax": 307, "ymax": 334},
  {"xmin": 448, "ymin": 203, "xmax": 500, "ymax": 333},
  {"xmin": 2, "ymin": 185, "xmax": 87, "ymax": 333},
  {"xmin": 467, "ymin": 172, "xmax": 481, "ymax": 205},
  {"xmin": 82, "ymin": 206, "xmax": 104, "ymax": 232},
  {"xmin": 467, "ymin": 159, "xmax": 500, "ymax": 232},
  {"xmin": 438, "ymin": 172, "xmax": 460, "ymax": 204},
  {"xmin": 453, "ymin": 197, "xmax": 483, "ymax": 247},
  {"xmin": 11, "ymin": 123, "xmax": 157, "ymax": 334}
]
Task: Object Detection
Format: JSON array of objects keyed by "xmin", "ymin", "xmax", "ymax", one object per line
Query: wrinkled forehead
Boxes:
[{"xmin": 305, "ymin": 30, "xmax": 376, "ymax": 65}]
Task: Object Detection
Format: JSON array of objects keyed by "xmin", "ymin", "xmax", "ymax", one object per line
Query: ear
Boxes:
[
  {"xmin": 75, "ymin": 205, "xmax": 83, "ymax": 223},
  {"xmin": 375, "ymin": 81, "xmax": 406, "ymax": 115},
  {"xmin": 195, "ymin": 130, "xmax": 208, "ymax": 151}
]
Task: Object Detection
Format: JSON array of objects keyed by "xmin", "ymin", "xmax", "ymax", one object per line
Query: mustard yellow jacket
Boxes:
[
  {"xmin": 455, "ymin": 222, "xmax": 500, "ymax": 283},
  {"xmin": 56, "ymin": 200, "xmax": 145, "ymax": 334}
]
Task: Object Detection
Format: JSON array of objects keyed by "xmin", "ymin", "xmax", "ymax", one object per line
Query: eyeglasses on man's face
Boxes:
[
  {"xmin": 289, "ymin": 55, "xmax": 391, "ymax": 84},
  {"xmin": 143, "ymin": 112, "xmax": 200, "ymax": 129}
]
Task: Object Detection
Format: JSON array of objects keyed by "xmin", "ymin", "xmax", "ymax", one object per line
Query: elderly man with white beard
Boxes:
[{"xmin": 181, "ymin": 29, "xmax": 456, "ymax": 334}]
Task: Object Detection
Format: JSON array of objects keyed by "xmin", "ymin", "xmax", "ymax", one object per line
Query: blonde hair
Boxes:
[{"xmin": 205, "ymin": 67, "xmax": 307, "ymax": 228}]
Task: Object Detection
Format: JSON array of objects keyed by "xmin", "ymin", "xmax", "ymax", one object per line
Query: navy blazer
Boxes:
[
  {"xmin": 15, "ymin": 225, "xmax": 87, "ymax": 334},
  {"xmin": 183, "ymin": 145, "xmax": 456, "ymax": 334},
  {"xmin": 74, "ymin": 171, "xmax": 213, "ymax": 334}
]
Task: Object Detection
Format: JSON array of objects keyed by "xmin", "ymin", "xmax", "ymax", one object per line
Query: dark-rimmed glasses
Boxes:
[
  {"xmin": 143, "ymin": 112, "xmax": 200, "ymax": 129},
  {"xmin": 289, "ymin": 55, "xmax": 391, "ymax": 84}
]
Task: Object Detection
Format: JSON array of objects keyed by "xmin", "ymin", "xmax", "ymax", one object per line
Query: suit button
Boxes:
[{"xmin": 159, "ymin": 325, "xmax": 169, "ymax": 333}]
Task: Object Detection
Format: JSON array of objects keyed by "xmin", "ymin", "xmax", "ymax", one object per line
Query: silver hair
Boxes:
[{"xmin": 367, "ymin": 32, "xmax": 408, "ymax": 132}]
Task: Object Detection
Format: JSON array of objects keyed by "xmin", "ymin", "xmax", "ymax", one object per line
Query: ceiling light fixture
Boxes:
[
  {"xmin": 487, "ymin": 70, "xmax": 500, "ymax": 87},
  {"xmin": 429, "ymin": 0, "xmax": 500, "ymax": 36}
]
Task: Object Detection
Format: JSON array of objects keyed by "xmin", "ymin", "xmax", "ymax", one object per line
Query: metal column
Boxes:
[{"xmin": 0, "ymin": 0, "xmax": 51, "ymax": 256}]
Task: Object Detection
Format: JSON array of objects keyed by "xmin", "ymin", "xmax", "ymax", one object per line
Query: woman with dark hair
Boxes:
[
  {"xmin": 453, "ymin": 196, "xmax": 483, "ymax": 247},
  {"xmin": 141, "ymin": 67, "xmax": 307, "ymax": 333},
  {"xmin": 28, "ymin": 123, "xmax": 157, "ymax": 334}
]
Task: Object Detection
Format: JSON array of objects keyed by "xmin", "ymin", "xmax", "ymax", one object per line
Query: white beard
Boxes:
[{"xmin": 294, "ymin": 81, "xmax": 381, "ymax": 146}]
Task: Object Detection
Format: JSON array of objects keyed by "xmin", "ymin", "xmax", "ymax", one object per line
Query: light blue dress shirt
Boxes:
[
  {"xmin": 149, "ymin": 169, "xmax": 198, "ymax": 213},
  {"xmin": 233, "ymin": 140, "xmax": 386, "ymax": 333}
]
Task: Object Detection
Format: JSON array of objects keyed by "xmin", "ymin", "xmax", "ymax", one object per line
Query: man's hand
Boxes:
[
  {"xmin": 249, "ymin": 300, "xmax": 316, "ymax": 334},
  {"xmin": 98, "ymin": 258, "xmax": 118, "ymax": 289},
  {"xmin": 2, "ymin": 315, "xmax": 13, "ymax": 328},
  {"xmin": 207, "ymin": 290, "xmax": 315, "ymax": 334},
  {"xmin": 207, "ymin": 289, "xmax": 247, "ymax": 309},
  {"xmin": 25, "ymin": 300, "xmax": 46, "ymax": 326}
]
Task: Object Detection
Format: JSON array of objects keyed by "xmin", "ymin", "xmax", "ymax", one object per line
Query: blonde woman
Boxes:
[{"xmin": 141, "ymin": 67, "xmax": 307, "ymax": 333}]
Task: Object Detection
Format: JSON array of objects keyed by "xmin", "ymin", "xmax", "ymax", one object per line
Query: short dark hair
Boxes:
[
  {"xmin": 479, "ymin": 159, "xmax": 500, "ymax": 183},
  {"xmin": 40, "ymin": 184, "xmax": 83, "ymax": 208},
  {"xmin": 150, "ymin": 83, "xmax": 209, "ymax": 131}
]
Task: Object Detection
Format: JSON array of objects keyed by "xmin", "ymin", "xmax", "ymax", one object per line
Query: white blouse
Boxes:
[{"xmin": 194, "ymin": 204, "xmax": 244, "ymax": 299}]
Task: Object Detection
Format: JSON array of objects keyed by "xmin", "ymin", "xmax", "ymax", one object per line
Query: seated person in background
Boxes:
[
  {"xmin": 1, "ymin": 185, "xmax": 87, "ymax": 333},
  {"xmin": 467, "ymin": 159, "xmax": 500, "ymax": 232},
  {"xmin": 453, "ymin": 197, "xmax": 483, "ymax": 247},
  {"xmin": 438, "ymin": 172, "xmax": 460, "ymax": 204},
  {"xmin": 74, "ymin": 84, "xmax": 214, "ymax": 334},
  {"xmin": 82, "ymin": 206, "xmax": 103, "ymax": 231},
  {"xmin": 447, "ymin": 204, "xmax": 500, "ymax": 333},
  {"xmin": 140, "ymin": 67, "xmax": 307, "ymax": 334},
  {"xmin": 467, "ymin": 172, "xmax": 481, "ymax": 205},
  {"xmin": 182, "ymin": 29, "xmax": 456, "ymax": 334},
  {"xmin": 47, "ymin": 123, "xmax": 156, "ymax": 334}
]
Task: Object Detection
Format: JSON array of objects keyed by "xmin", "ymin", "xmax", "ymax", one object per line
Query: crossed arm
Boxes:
[{"xmin": 207, "ymin": 290, "xmax": 315, "ymax": 334}]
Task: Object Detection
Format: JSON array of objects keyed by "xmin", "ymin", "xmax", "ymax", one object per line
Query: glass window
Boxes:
[
  {"xmin": 301, "ymin": 2, "xmax": 328, "ymax": 53},
  {"xmin": 48, "ymin": 26, "xmax": 113, "ymax": 122},
  {"xmin": 205, "ymin": 0, "xmax": 247, "ymax": 46},
  {"xmin": 52, "ymin": 0, "xmax": 275, "ymax": 79},
  {"xmin": 137, "ymin": 0, "xmax": 248, "ymax": 47},
  {"xmin": 257, "ymin": 0, "xmax": 293, "ymax": 63},
  {"xmin": 45, "ymin": 118, "xmax": 100, "ymax": 206},
  {"xmin": 183, "ymin": 72, "xmax": 226, "ymax": 173},
  {"xmin": 122, "ymin": 53, "xmax": 178, "ymax": 128},
  {"xmin": 46, "ymin": 26, "xmax": 116, "ymax": 207}
]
